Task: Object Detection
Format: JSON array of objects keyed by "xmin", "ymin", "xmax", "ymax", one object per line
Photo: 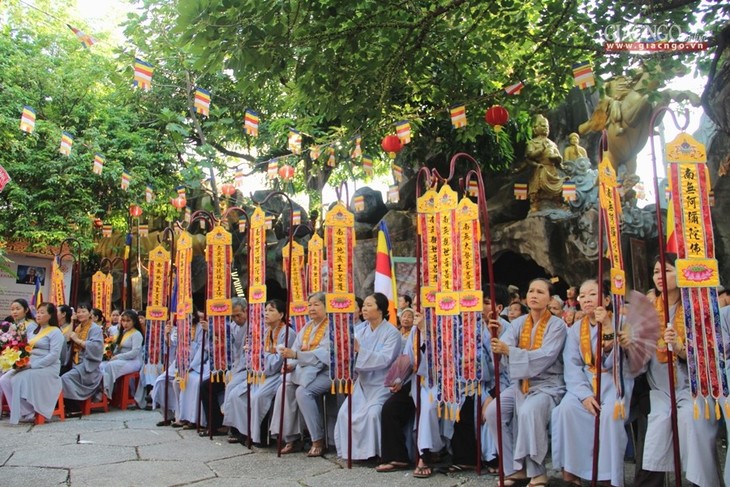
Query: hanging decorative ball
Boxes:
[
  {"xmin": 381, "ymin": 134, "xmax": 403, "ymax": 159},
  {"xmin": 129, "ymin": 204, "xmax": 143, "ymax": 218},
  {"xmin": 171, "ymin": 196, "xmax": 187, "ymax": 209},
  {"xmin": 221, "ymin": 183, "xmax": 236, "ymax": 196},
  {"xmin": 485, "ymin": 105, "xmax": 510, "ymax": 132},
  {"xmin": 278, "ymin": 164, "xmax": 295, "ymax": 181}
]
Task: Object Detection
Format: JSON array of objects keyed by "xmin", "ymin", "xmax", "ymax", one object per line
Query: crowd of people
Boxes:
[{"xmin": 2, "ymin": 254, "xmax": 730, "ymax": 486}]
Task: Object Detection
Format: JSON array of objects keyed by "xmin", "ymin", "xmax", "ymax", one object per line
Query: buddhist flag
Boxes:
[
  {"xmin": 133, "ymin": 58, "xmax": 153, "ymax": 91},
  {"xmin": 265, "ymin": 215, "xmax": 274, "ymax": 230},
  {"xmin": 562, "ymin": 181, "xmax": 577, "ymax": 201},
  {"xmin": 353, "ymin": 195, "xmax": 365, "ymax": 211},
  {"xmin": 139, "ymin": 224, "xmax": 149, "ymax": 237},
  {"xmin": 387, "ymin": 184, "xmax": 400, "ymax": 204},
  {"xmin": 392, "ymin": 164, "xmax": 403, "ymax": 183},
  {"xmin": 67, "ymin": 24, "xmax": 95, "ymax": 48},
  {"xmin": 292, "ymin": 210, "xmax": 301, "ymax": 226},
  {"xmin": 93, "ymin": 153, "xmax": 105, "ymax": 175},
  {"xmin": 177, "ymin": 186, "xmax": 186, "ymax": 199},
  {"xmin": 20, "ymin": 106, "xmax": 36, "ymax": 133},
  {"xmin": 235, "ymin": 170, "xmax": 244, "ymax": 187},
  {"xmin": 102, "ymin": 224, "xmax": 113, "ymax": 237},
  {"xmin": 30, "ymin": 275, "xmax": 43, "ymax": 309},
  {"xmin": 121, "ymin": 171, "xmax": 131, "ymax": 190},
  {"xmin": 362, "ymin": 155, "xmax": 373, "ymax": 175},
  {"xmin": 327, "ymin": 147, "xmax": 336, "ymax": 167},
  {"xmin": 288, "ymin": 129, "xmax": 302, "ymax": 154},
  {"xmin": 244, "ymin": 109, "xmax": 259, "ymax": 136},
  {"xmin": 194, "ymin": 87, "xmax": 211, "ymax": 116},
  {"xmin": 504, "ymin": 80, "xmax": 525, "ymax": 95},
  {"xmin": 0, "ymin": 164, "xmax": 10, "ymax": 192},
  {"xmin": 573, "ymin": 61, "xmax": 595, "ymax": 89},
  {"xmin": 375, "ymin": 221, "xmax": 398, "ymax": 322},
  {"xmin": 351, "ymin": 136, "xmax": 362, "ymax": 159},
  {"xmin": 396, "ymin": 120, "xmax": 411, "ymax": 144},
  {"xmin": 59, "ymin": 132, "xmax": 74, "ymax": 155},
  {"xmin": 450, "ymin": 105, "xmax": 467, "ymax": 129},
  {"xmin": 267, "ymin": 161, "xmax": 278, "ymax": 179},
  {"xmin": 514, "ymin": 182, "xmax": 528, "ymax": 200},
  {"xmin": 467, "ymin": 179, "xmax": 479, "ymax": 197},
  {"xmin": 145, "ymin": 184, "xmax": 155, "ymax": 203}
]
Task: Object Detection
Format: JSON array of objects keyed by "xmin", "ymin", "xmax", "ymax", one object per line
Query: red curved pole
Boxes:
[
  {"xmin": 160, "ymin": 226, "xmax": 177, "ymax": 426},
  {"xmin": 649, "ymin": 107, "xmax": 689, "ymax": 487}
]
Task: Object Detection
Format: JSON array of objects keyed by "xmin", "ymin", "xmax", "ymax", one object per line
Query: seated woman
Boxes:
[
  {"xmin": 272, "ymin": 292, "xmax": 330, "ymax": 456},
  {"xmin": 100, "ymin": 309, "xmax": 144, "ymax": 402},
  {"xmin": 0, "ymin": 302, "xmax": 64, "ymax": 424},
  {"xmin": 551, "ymin": 279, "xmax": 636, "ymax": 487},
  {"xmin": 485, "ymin": 278, "xmax": 567, "ymax": 487},
  {"xmin": 57, "ymin": 305, "xmax": 74, "ymax": 375},
  {"xmin": 334, "ymin": 292, "xmax": 402, "ymax": 460},
  {"xmin": 91, "ymin": 308, "xmax": 108, "ymax": 339},
  {"xmin": 172, "ymin": 309, "xmax": 208, "ymax": 429},
  {"xmin": 9, "ymin": 298, "xmax": 38, "ymax": 338},
  {"xmin": 224, "ymin": 299, "xmax": 294, "ymax": 444},
  {"xmin": 107, "ymin": 309, "xmax": 121, "ymax": 339},
  {"xmin": 218, "ymin": 298, "xmax": 248, "ymax": 440},
  {"xmin": 61, "ymin": 303, "xmax": 104, "ymax": 410}
]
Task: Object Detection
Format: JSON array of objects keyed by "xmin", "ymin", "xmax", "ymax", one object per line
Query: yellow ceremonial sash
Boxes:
[
  {"xmin": 301, "ymin": 319, "xmax": 327, "ymax": 351},
  {"xmin": 119, "ymin": 329, "xmax": 137, "ymax": 347},
  {"xmin": 28, "ymin": 326, "xmax": 55, "ymax": 348},
  {"xmin": 518, "ymin": 309, "xmax": 551, "ymax": 394},
  {"xmin": 656, "ymin": 298, "xmax": 684, "ymax": 363}
]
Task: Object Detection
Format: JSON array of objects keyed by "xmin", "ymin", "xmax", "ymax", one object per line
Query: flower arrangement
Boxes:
[
  {"xmin": 103, "ymin": 336, "xmax": 116, "ymax": 361},
  {"xmin": 0, "ymin": 322, "xmax": 31, "ymax": 372}
]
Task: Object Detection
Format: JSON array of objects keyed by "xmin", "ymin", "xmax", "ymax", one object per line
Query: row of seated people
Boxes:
[{"xmin": 0, "ymin": 299, "xmax": 145, "ymax": 422}]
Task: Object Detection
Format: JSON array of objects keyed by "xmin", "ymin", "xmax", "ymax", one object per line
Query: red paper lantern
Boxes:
[
  {"xmin": 485, "ymin": 105, "xmax": 510, "ymax": 132},
  {"xmin": 129, "ymin": 204, "xmax": 143, "ymax": 218},
  {"xmin": 278, "ymin": 164, "xmax": 295, "ymax": 181},
  {"xmin": 171, "ymin": 196, "xmax": 187, "ymax": 209},
  {"xmin": 93, "ymin": 218, "xmax": 104, "ymax": 229},
  {"xmin": 221, "ymin": 183, "xmax": 236, "ymax": 196},
  {"xmin": 381, "ymin": 134, "xmax": 403, "ymax": 159}
]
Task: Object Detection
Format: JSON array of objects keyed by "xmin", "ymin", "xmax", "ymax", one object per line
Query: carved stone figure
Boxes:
[
  {"xmin": 563, "ymin": 132, "xmax": 588, "ymax": 162},
  {"xmin": 525, "ymin": 115, "xmax": 565, "ymax": 213}
]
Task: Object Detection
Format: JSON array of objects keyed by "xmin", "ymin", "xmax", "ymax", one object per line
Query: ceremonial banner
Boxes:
[
  {"xmin": 144, "ymin": 245, "xmax": 170, "ymax": 376},
  {"xmin": 387, "ymin": 184, "xmax": 400, "ymax": 204},
  {"xmin": 206, "ymin": 225, "xmax": 233, "ymax": 381},
  {"xmin": 121, "ymin": 171, "xmax": 131, "ymax": 190},
  {"xmin": 133, "ymin": 58, "xmax": 153, "ymax": 91},
  {"xmin": 417, "ymin": 188, "xmax": 439, "ymax": 391},
  {"xmin": 598, "ymin": 157, "xmax": 627, "ymax": 418},
  {"xmin": 362, "ymin": 155, "xmax": 373, "ymax": 176},
  {"xmin": 504, "ymin": 80, "xmax": 525, "ymax": 95},
  {"xmin": 59, "ymin": 132, "xmax": 74, "ymax": 155},
  {"xmin": 267, "ymin": 161, "xmax": 278, "ymax": 180},
  {"xmin": 666, "ymin": 133, "xmax": 726, "ymax": 419},
  {"xmin": 93, "ymin": 154, "xmax": 104, "ymax": 175},
  {"xmin": 283, "ymin": 241, "xmax": 308, "ymax": 331},
  {"xmin": 194, "ymin": 87, "xmax": 211, "ymax": 117},
  {"xmin": 49, "ymin": 256, "xmax": 66, "ymax": 306},
  {"xmin": 20, "ymin": 106, "xmax": 36, "ymax": 133},
  {"xmin": 91, "ymin": 270, "xmax": 113, "ymax": 322},
  {"xmin": 514, "ymin": 183, "xmax": 528, "ymax": 200},
  {"xmin": 310, "ymin": 145, "xmax": 321, "ymax": 161},
  {"xmin": 307, "ymin": 233, "xmax": 324, "ymax": 295},
  {"xmin": 67, "ymin": 24, "xmax": 95, "ymax": 47},
  {"xmin": 467, "ymin": 179, "xmax": 479, "ymax": 198},
  {"xmin": 102, "ymin": 224, "xmax": 112, "ymax": 237},
  {"xmin": 396, "ymin": 120, "xmax": 412, "ymax": 144},
  {"xmin": 450, "ymin": 105, "xmax": 467, "ymax": 129},
  {"xmin": 248, "ymin": 207, "xmax": 267, "ymax": 384},
  {"xmin": 288, "ymin": 129, "xmax": 302, "ymax": 154},
  {"xmin": 325, "ymin": 203, "xmax": 356, "ymax": 393},
  {"xmin": 353, "ymin": 195, "xmax": 365, "ymax": 212},
  {"xmin": 562, "ymin": 181, "xmax": 577, "ymax": 202},
  {"xmin": 327, "ymin": 147, "xmax": 336, "ymax": 167},
  {"xmin": 351, "ymin": 136, "xmax": 362, "ymax": 159},
  {"xmin": 244, "ymin": 109, "xmax": 259, "ymax": 136},
  {"xmin": 392, "ymin": 164, "xmax": 403, "ymax": 183},
  {"xmin": 235, "ymin": 170, "xmax": 245, "ymax": 187},
  {"xmin": 145, "ymin": 185, "xmax": 154, "ymax": 203},
  {"xmin": 573, "ymin": 61, "xmax": 595, "ymax": 89},
  {"xmin": 175, "ymin": 231, "xmax": 194, "ymax": 389}
]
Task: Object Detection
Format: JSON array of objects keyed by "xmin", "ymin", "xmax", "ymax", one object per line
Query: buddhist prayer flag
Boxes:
[
  {"xmin": 59, "ymin": 131, "xmax": 74, "ymax": 155},
  {"xmin": 514, "ymin": 182, "xmax": 528, "ymax": 200},
  {"xmin": 392, "ymin": 164, "xmax": 403, "ymax": 183},
  {"xmin": 265, "ymin": 215, "xmax": 273, "ymax": 230},
  {"xmin": 467, "ymin": 179, "xmax": 479, "ymax": 197},
  {"xmin": 30, "ymin": 275, "xmax": 43, "ymax": 309},
  {"xmin": 362, "ymin": 155, "xmax": 373, "ymax": 175},
  {"xmin": 244, "ymin": 109, "xmax": 260, "ymax": 136},
  {"xmin": 267, "ymin": 161, "xmax": 278, "ymax": 179},
  {"xmin": 0, "ymin": 164, "xmax": 10, "ymax": 192},
  {"xmin": 351, "ymin": 136, "xmax": 362, "ymax": 159},
  {"xmin": 310, "ymin": 145, "xmax": 321, "ymax": 160},
  {"xmin": 235, "ymin": 170, "xmax": 244, "ymax": 187},
  {"xmin": 562, "ymin": 181, "xmax": 577, "ymax": 202},
  {"xmin": 177, "ymin": 186, "xmax": 186, "ymax": 199},
  {"xmin": 139, "ymin": 224, "xmax": 149, "ymax": 237},
  {"xmin": 387, "ymin": 184, "xmax": 400, "ymax": 204},
  {"xmin": 573, "ymin": 61, "xmax": 595, "ymax": 89},
  {"xmin": 93, "ymin": 153, "xmax": 105, "ymax": 175},
  {"xmin": 121, "ymin": 171, "xmax": 131, "ymax": 190},
  {"xmin": 194, "ymin": 87, "xmax": 211, "ymax": 116},
  {"xmin": 504, "ymin": 80, "xmax": 525, "ymax": 95},
  {"xmin": 450, "ymin": 105, "xmax": 467, "ymax": 129},
  {"xmin": 20, "ymin": 106, "xmax": 36, "ymax": 133},
  {"xmin": 288, "ymin": 129, "xmax": 302, "ymax": 154},
  {"xmin": 375, "ymin": 221, "xmax": 398, "ymax": 324},
  {"xmin": 292, "ymin": 210, "xmax": 301, "ymax": 226},
  {"xmin": 102, "ymin": 224, "xmax": 112, "ymax": 237},
  {"xmin": 145, "ymin": 184, "xmax": 154, "ymax": 203},
  {"xmin": 67, "ymin": 24, "xmax": 95, "ymax": 48},
  {"xmin": 396, "ymin": 120, "xmax": 411, "ymax": 144},
  {"xmin": 709, "ymin": 190, "xmax": 715, "ymax": 207},
  {"xmin": 133, "ymin": 58, "xmax": 153, "ymax": 91},
  {"xmin": 353, "ymin": 195, "xmax": 365, "ymax": 211},
  {"xmin": 327, "ymin": 147, "xmax": 336, "ymax": 167}
]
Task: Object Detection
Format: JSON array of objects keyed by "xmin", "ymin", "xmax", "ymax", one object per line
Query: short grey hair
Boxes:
[
  {"xmin": 307, "ymin": 292, "xmax": 326, "ymax": 305},
  {"xmin": 232, "ymin": 297, "xmax": 248, "ymax": 310}
]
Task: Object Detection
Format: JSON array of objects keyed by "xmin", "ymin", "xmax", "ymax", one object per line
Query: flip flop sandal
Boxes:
[
  {"xmin": 413, "ymin": 465, "xmax": 432, "ymax": 478},
  {"xmin": 375, "ymin": 462, "xmax": 408, "ymax": 472}
]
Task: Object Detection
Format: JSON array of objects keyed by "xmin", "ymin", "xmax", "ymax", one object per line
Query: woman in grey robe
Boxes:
[
  {"xmin": 224, "ymin": 299, "xmax": 294, "ymax": 443},
  {"xmin": 57, "ymin": 305, "xmax": 74, "ymax": 375},
  {"xmin": 485, "ymin": 278, "xmax": 567, "ymax": 487},
  {"xmin": 0, "ymin": 302, "xmax": 64, "ymax": 423},
  {"xmin": 61, "ymin": 303, "xmax": 104, "ymax": 404},
  {"xmin": 100, "ymin": 309, "xmax": 144, "ymax": 401},
  {"xmin": 172, "ymin": 310, "xmax": 208, "ymax": 428}
]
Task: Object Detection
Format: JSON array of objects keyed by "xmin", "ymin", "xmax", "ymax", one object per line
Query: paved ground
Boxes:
[{"xmin": 0, "ymin": 408, "xmax": 699, "ymax": 487}]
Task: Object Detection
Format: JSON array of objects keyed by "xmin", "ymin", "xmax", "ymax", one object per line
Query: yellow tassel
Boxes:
[
  {"xmin": 716, "ymin": 400, "xmax": 721, "ymax": 420},
  {"xmin": 339, "ymin": 380, "xmax": 343, "ymax": 394},
  {"xmin": 705, "ymin": 397, "xmax": 710, "ymax": 420},
  {"xmin": 725, "ymin": 399, "xmax": 730, "ymax": 418},
  {"xmin": 437, "ymin": 403, "xmax": 442, "ymax": 418},
  {"xmin": 331, "ymin": 381, "xmax": 335, "ymax": 395},
  {"xmin": 478, "ymin": 382, "xmax": 482, "ymax": 396},
  {"xmin": 613, "ymin": 402, "xmax": 619, "ymax": 420},
  {"xmin": 455, "ymin": 406, "xmax": 461, "ymax": 422},
  {"xmin": 429, "ymin": 391, "xmax": 434, "ymax": 403},
  {"xmin": 621, "ymin": 400, "xmax": 626, "ymax": 420},
  {"xmin": 693, "ymin": 399, "xmax": 699, "ymax": 420}
]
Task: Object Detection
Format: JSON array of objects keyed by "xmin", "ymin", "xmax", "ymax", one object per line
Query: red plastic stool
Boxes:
[
  {"xmin": 35, "ymin": 391, "xmax": 65, "ymax": 425},
  {"xmin": 81, "ymin": 390, "xmax": 109, "ymax": 415},
  {"xmin": 1, "ymin": 394, "xmax": 9, "ymax": 417},
  {"xmin": 113, "ymin": 371, "xmax": 140, "ymax": 410}
]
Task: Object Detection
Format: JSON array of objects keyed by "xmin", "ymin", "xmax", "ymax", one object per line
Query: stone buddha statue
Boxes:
[
  {"xmin": 563, "ymin": 132, "xmax": 588, "ymax": 162},
  {"xmin": 525, "ymin": 115, "xmax": 565, "ymax": 212}
]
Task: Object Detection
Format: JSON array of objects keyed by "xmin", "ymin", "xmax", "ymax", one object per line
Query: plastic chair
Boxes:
[
  {"xmin": 35, "ymin": 391, "xmax": 65, "ymax": 424},
  {"xmin": 113, "ymin": 372, "xmax": 140, "ymax": 410}
]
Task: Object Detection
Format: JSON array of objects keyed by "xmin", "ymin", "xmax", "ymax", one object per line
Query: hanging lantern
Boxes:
[
  {"xmin": 221, "ymin": 183, "xmax": 236, "ymax": 196},
  {"xmin": 93, "ymin": 218, "xmax": 104, "ymax": 229},
  {"xmin": 381, "ymin": 134, "xmax": 403, "ymax": 159},
  {"xmin": 129, "ymin": 204, "xmax": 143, "ymax": 218},
  {"xmin": 171, "ymin": 196, "xmax": 187, "ymax": 209},
  {"xmin": 485, "ymin": 105, "xmax": 510, "ymax": 132},
  {"xmin": 279, "ymin": 164, "xmax": 295, "ymax": 181}
]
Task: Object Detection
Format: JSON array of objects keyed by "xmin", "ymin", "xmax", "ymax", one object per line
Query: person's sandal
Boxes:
[
  {"xmin": 375, "ymin": 462, "xmax": 408, "ymax": 472},
  {"xmin": 413, "ymin": 465, "xmax": 432, "ymax": 478},
  {"xmin": 280, "ymin": 442, "xmax": 298, "ymax": 454}
]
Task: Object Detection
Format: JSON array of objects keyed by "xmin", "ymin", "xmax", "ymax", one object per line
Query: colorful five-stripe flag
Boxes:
[
  {"xmin": 133, "ymin": 58, "xmax": 154, "ymax": 91},
  {"xmin": 93, "ymin": 153, "xmax": 105, "ymax": 175},
  {"xmin": 573, "ymin": 61, "xmax": 595, "ymax": 89},
  {"xmin": 59, "ymin": 132, "xmax": 74, "ymax": 155},
  {"xmin": 396, "ymin": 120, "xmax": 411, "ymax": 144},
  {"xmin": 244, "ymin": 109, "xmax": 259, "ymax": 136},
  {"xmin": 67, "ymin": 24, "xmax": 95, "ymax": 48},
  {"xmin": 504, "ymin": 80, "xmax": 525, "ymax": 95},
  {"xmin": 374, "ymin": 220, "xmax": 399, "ymax": 321},
  {"xmin": 194, "ymin": 87, "xmax": 211, "ymax": 117},
  {"xmin": 20, "ymin": 106, "xmax": 36, "ymax": 133},
  {"xmin": 450, "ymin": 105, "xmax": 467, "ymax": 129}
]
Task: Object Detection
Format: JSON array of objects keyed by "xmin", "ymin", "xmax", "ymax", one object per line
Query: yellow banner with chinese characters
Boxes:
[
  {"xmin": 249, "ymin": 207, "xmax": 266, "ymax": 303},
  {"xmin": 457, "ymin": 197, "xmax": 480, "ymax": 292},
  {"xmin": 436, "ymin": 185, "xmax": 457, "ymax": 292},
  {"xmin": 307, "ymin": 233, "xmax": 323, "ymax": 294},
  {"xmin": 91, "ymin": 270, "xmax": 113, "ymax": 320},
  {"xmin": 175, "ymin": 230, "xmax": 193, "ymax": 317},
  {"xmin": 283, "ymin": 240, "xmax": 308, "ymax": 316},
  {"xmin": 417, "ymin": 189, "xmax": 439, "ymax": 307},
  {"xmin": 206, "ymin": 226, "xmax": 232, "ymax": 316},
  {"xmin": 146, "ymin": 245, "xmax": 170, "ymax": 320},
  {"xmin": 50, "ymin": 257, "xmax": 66, "ymax": 306},
  {"xmin": 324, "ymin": 202, "xmax": 354, "ymax": 294},
  {"xmin": 598, "ymin": 157, "xmax": 625, "ymax": 295}
]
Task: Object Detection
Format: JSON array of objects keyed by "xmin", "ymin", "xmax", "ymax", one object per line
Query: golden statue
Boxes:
[
  {"xmin": 525, "ymin": 115, "xmax": 565, "ymax": 212},
  {"xmin": 563, "ymin": 132, "xmax": 588, "ymax": 162}
]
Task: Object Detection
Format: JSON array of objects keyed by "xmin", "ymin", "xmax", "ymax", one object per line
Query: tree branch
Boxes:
[{"xmin": 208, "ymin": 141, "xmax": 257, "ymax": 162}]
